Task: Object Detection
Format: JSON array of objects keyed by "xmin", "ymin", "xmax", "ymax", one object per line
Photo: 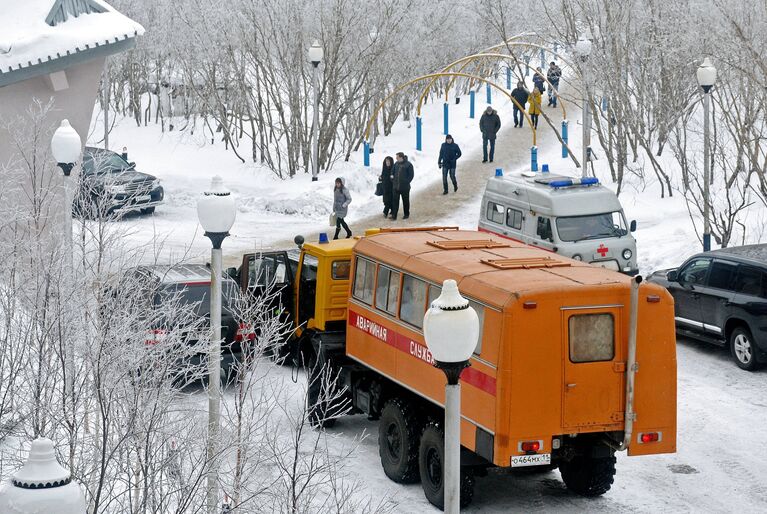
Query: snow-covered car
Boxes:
[
  {"xmin": 74, "ymin": 147, "xmax": 164, "ymax": 218},
  {"xmin": 648, "ymin": 244, "xmax": 767, "ymax": 370}
]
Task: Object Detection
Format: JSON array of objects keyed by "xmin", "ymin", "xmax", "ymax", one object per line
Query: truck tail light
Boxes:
[
  {"xmin": 639, "ymin": 432, "xmax": 661, "ymax": 443},
  {"xmin": 521, "ymin": 441, "xmax": 541, "ymax": 452},
  {"xmin": 145, "ymin": 329, "xmax": 167, "ymax": 345}
]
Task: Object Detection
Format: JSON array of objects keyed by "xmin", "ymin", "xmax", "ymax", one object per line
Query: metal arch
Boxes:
[{"xmin": 364, "ymin": 72, "xmax": 537, "ymax": 146}]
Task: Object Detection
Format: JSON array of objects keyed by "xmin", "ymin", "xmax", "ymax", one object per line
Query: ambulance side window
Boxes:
[
  {"xmin": 427, "ymin": 285, "xmax": 485, "ymax": 355},
  {"xmin": 537, "ymin": 216, "xmax": 553, "ymax": 241},
  {"xmin": 352, "ymin": 257, "xmax": 375, "ymax": 305},
  {"xmin": 400, "ymin": 275, "xmax": 427, "ymax": 328},
  {"xmin": 506, "ymin": 208, "xmax": 523, "ymax": 230},
  {"xmin": 486, "ymin": 202, "xmax": 505, "ymax": 224}
]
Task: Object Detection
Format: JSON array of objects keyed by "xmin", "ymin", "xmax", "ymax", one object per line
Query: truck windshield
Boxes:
[{"xmin": 556, "ymin": 212, "xmax": 628, "ymax": 242}]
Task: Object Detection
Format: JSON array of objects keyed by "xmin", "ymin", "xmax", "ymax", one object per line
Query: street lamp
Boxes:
[
  {"xmin": 196, "ymin": 175, "xmax": 236, "ymax": 514},
  {"xmin": 423, "ymin": 279, "xmax": 479, "ymax": 514},
  {"xmin": 575, "ymin": 35, "xmax": 593, "ymax": 178},
  {"xmin": 308, "ymin": 39, "xmax": 324, "ymax": 182},
  {"xmin": 51, "ymin": 119, "xmax": 82, "ymax": 241},
  {"xmin": 0, "ymin": 438, "xmax": 86, "ymax": 513},
  {"xmin": 696, "ymin": 57, "xmax": 717, "ymax": 252}
]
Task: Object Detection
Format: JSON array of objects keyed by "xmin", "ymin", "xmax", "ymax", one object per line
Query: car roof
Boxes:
[
  {"xmin": 137, "ymin": 264, "xmax": 236, "ymax": 285},
  {"xmin": 707, "ymin": 244, "xmax": 767, "ymax": 267}
]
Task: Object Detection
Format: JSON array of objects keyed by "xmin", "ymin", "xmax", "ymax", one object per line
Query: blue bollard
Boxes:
[
  {"xmin": 469, "ymin": 90, "xmax": 475, "ymax": 119},
  {"xmin": 703, "ymin": 233, "xmax": 711, "ymax": 252},
  {"xmin": 602, "ymin": 96, "xmax": 609, "ymax": 112},
  {"xmin": 486, "ymin": 83, "xmax": 492, "ymax": 105},
  {"xmin": 531, "ymin": 146, "xmax": 538, "ymax": 171},
  {"xmin": 363, "ymin": 141, "xmax": 370, "ymax": 167},
  {"xmin": 540, "ymin": 48, "xmax": 545, "ymax": 68},
  {"xmin": 495, "ymin": 168, "xmax": 503, "ymax": 177},
  {"xmin": 506, "ymin": 67, "xmax": 512, "ymax": 89},
  {"xmin": 525, "ymin": 55, "xmax": 531, "ymax": 76},
  {"xmin": 443, "ymin": 103, "xmax": 449, "ymax": 135},
  {"xmin": 561, "ymin": 120, "xmax": 568, "ymax": 158},
  {"xmin": 416, "ymin": 116, "xmax": 422, "ymax": 151},
  {"xmin": 542, "ymin": 164, "xmax": 549, "ymax": 173}
]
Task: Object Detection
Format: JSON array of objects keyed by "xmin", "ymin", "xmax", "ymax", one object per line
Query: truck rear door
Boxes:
[{"xmin": 561, "ymin": 306, "xmax": 624, "ymax": 429}]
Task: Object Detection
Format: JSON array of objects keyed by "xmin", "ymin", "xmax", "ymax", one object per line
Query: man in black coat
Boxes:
[
  {"xmin": 547, "ymin": 62, "xmax": 562, "ymax": 107},
  {"xmin": 438, "ymin": 134, "xmax": 462, "ymax": 194},
  {"xmin": 533, "ymin": 67, "xmax": 546, "ymax": 95},
  {"xmin": 479, "ymin": 106, "xmax": 501, "ymax": 163},
  {"xmin": 510, "ymin": 82, "xmax": 530, "ymax": 128},
  {"xmin": 391, "ymin": 152, "xmax": 414, "ymax": 220}
]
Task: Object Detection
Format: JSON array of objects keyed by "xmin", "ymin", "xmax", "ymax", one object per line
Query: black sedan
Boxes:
[
  {"xmin": 74, "ymin": 147, "xmax": 164, "ymax": 218},
  {"xmin": 648, "ymin": 244, "xmax": 767, "ymax": 370}
]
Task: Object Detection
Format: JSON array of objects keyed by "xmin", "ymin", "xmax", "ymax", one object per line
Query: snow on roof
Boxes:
[{"xmin": 0, "ymin": 0, "xmax": 144, "ymax": 79}]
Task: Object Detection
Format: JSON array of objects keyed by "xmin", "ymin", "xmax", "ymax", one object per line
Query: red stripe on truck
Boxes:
[{"xmin": 348, "ymin": 309, "xmax": 496, "ymax": 396}]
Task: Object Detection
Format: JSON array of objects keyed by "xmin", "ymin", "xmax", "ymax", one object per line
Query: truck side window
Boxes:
[
  {"xmin": 375, "ymin": 267, "xmax": 401, "ymax": 315},
  {"xmin": 400, "ymin": 275, "xmax": 427, "ymax": 328},
  {"xmin": 536, "ymin": 217, "xmax": 553, "ymax": 241},
  {"xmin": 486, "ymin": 202, "xmax": 505, "ymax": 224},
  {"xmin": 352, "ymin": 257, "xmax": 375, "ymax": 305},
  {"xmin": 332, "ymin": 260, "xmax": 351, "ymax": 280},
  {"xmin": 569, "ymin": 313, "xmax": 614, "ymax": 362},
  {"xmin": 506, "ymin": 208, "xmax": 523, "ymax": 230}
]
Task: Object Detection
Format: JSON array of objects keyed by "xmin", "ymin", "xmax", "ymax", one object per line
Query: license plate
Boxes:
[
  {"xmin": 135, "ymin": 194, "xmax": 151, "ymax": 203},
  {"xmin": 511, "ymin": 453, "xmax": 551, "ymax": 468}
]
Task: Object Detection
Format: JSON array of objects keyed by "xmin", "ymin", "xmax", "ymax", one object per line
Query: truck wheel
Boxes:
[
  {"xmin": 559, "ymin": 453, "xmax": 616, "ymax": 497},
  {"xmin": 418, "ymin": 422, "xmax": 475, "ymax": 510},
  {"xmin": 378, "ymin": 398, "xmax": 421, "ymax": 483},
  {"xmin": 306, "ymin": 352, "xmax": 339, "ymax": 428},
  {"xmin": 730, "ymin": 326, "xmax": 760, "ymax": 371}
]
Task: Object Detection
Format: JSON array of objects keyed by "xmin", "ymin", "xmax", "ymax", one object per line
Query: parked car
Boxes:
[
  {"xmin": 648, "ymin": 244, "xmax": 767, "ymax": 370},
  {"xmin": 74, "ymin": 146, "xmax": 164, "ymax": 218},
  {"xmin": 125, "ymin": 264, "xmax": 245, "ymax": 382}
]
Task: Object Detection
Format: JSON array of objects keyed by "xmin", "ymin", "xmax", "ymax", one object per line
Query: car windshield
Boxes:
[
  {"xmin": 155, "ymin": 281, "xmax": 238, "ymax": 316},
  {"xmin": 556, "ymin": 212, "xmax": 628, "ymax": 242},
  {"xmin": 83, "ymin": 151, "xmax": 130, "ymax": 175}
]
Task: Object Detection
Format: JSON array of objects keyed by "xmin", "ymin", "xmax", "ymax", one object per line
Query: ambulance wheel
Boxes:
[
  {"xmin": 418, "ymin": 422, "xmax": 475, "ymax": 510},
  {"xmin": 306, "ymin": 352, "xmax": 339, "ymax": 428},
  {"xmin": 378, "ymin": 398, "xmax": 421, "ymax": 483},
  {"xmin": 559, "ymin": 453, "xmax": 616, "ymax": 497}
]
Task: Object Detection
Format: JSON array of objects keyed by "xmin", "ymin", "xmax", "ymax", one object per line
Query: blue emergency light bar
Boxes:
[
  {"xmin": 548, "ymin": 177, "xmax": 599, "ymax": 188},
  {"xmin": 319, "ymin": 232, "xmax": 329, "ymax": 244}
]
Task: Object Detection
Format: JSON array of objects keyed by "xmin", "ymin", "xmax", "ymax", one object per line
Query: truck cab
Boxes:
[
  {"xmin": 478, "ymin": 171, "xmax": 638, "ymax": 275},
  {"xmin": 230, "ymin": 236, "xmax": 355, "ymax": 354}
]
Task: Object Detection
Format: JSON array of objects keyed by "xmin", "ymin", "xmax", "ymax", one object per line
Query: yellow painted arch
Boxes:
[{"xmin": 364, "ymin": 71, "xmax": 537, "ymax": 146}]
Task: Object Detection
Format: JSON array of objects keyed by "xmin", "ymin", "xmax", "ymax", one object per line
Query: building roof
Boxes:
[{"xmin": 0, "ymin": 0, "xmax": 144, "ymax": 87}]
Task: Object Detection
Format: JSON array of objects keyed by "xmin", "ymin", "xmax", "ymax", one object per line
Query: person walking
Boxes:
[
  {"xmin": 547, "ymin": 62, "xmax": 562, "ymax": 107},
  {"xmin": 479, "ymin": 106, "xmax": 501, "ymax": 163},
  {"xmin": 391, "ymin": 152, "xmax": 414, "ymax": 220},
  {"xmin": 438, "ymin": 134, "xmax": 462, "ymax": 195},
  {"xmin": 380, "ymin": 156, "xmax": 394, "ymax": 217},
  {"xmin": 332, "ymin": 177, "xmax": 352, "ymax": 239},
  {"xmin": 528, "ymin": 86, "xmax": 542, "ymax": 129},
  {"xmin": 533, "ymin": 67, "xmax": 546, "ymax": 96},
  {"xmin": 510, "ymin": 81, "xmax": 529, "ymax": 128}
]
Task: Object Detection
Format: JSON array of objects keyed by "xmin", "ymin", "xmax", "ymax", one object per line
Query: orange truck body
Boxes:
[{"xmin": 343, "ymin": 228, "xmax": 676, "ymax": 466}]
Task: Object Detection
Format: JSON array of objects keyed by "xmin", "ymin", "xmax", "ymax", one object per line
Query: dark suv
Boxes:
[
  {"xmin": 75, "ymin": 147, "xmax": 164, "ymax": 218},
  {"xmin": 648, "ymin": 244, "xmax": 767, "ymax": 370}
]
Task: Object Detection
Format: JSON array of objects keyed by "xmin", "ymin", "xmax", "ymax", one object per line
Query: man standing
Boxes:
[
  {"xmin": 438, "ymin": 134, "xmax": 462, "ymax": 195},
  {"xmin": 547, "ymin": 62, "xmax": 562, "ymax": 107},
  {"xmin": 510, "ymin": 82, "xmax": 529, "ymax": 128},
  {"xmin": 479, "ymin": 106, "xmax": 501, "ymax": 163},
  {"xmin": 391, "ymin": 152, "xmax": 414, "ymax": 220}
]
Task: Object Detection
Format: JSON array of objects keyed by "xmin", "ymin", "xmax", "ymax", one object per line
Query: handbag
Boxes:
[
  {"xmin": 375, "ymin": 181, "xmax": 384, "ymax": 196},
  {"xmin": 329, "ymin": 212, "xmax": 337, "ymax": 226}
]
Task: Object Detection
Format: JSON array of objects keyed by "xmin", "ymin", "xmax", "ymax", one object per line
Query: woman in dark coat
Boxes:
[{"xmin": 380, "ymin": 156, "xmax": 394, "ymax": 217}]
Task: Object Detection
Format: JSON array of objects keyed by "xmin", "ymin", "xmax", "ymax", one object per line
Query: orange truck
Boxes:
[{"xmin": 232, "ymin": 227, "xmax": 677, "ymax": 509}]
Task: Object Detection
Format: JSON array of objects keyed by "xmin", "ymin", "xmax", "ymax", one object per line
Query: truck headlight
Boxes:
[
  {"xmin": 622, "ymin": 249, "xmax": 633, "ymax": 260},
  {"xmin": 572, "ymin": 254, "xmax": 583, "ymax": 261}
]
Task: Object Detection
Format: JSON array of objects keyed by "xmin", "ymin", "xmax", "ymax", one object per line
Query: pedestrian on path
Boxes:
[
  {"xmin": 332, "ymin": 177, "xmax": 352, "ymax": 239},
  {"xmin": 533, "ymin": 67, "xmax": 546, "ymax": 95},
  {"xmin": 547, "ymin": 62, "xmax": 562, "ymax": 107},
  {"xmin": 438, "ymin": 134, "xmax": 462, "ymax": 195},
  {"xmin": 528, "ymin": 86, "xmax": 542, "ymax": 129},
  {"xmin": 391, "ymin": 152, "xmax": 414, "ymax": 220},
  {"xmin": 479, "ymin": 106, "xmax": 501, "ymax": 163},
  {"xmin": 380, "ymin": 156, "xmax": 394, "ymax": 217},
  {"xmin": 511, "ymin": 81, "xmax": 529, "ymax": 128}
]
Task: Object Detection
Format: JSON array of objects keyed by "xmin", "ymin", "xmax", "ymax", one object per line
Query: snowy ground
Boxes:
[{"xmin": 87, "ymin": 83, "xmax": 767, "ymax": 512}]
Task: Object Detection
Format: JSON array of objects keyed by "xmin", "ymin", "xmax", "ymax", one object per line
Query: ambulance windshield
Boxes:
[{"xmin": 556, "ymin": 212, "xmax": 628, "ymax": 242}]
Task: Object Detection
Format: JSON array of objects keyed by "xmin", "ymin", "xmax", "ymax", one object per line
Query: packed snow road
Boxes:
[{"xmin": 311, "ymin": 336, "xmax": 767, "ymax": 512}]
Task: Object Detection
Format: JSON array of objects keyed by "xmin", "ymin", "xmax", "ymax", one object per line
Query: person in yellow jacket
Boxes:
[{"xmin": 528, "ymin": 86, "xmax": 542, "ymax": 129}]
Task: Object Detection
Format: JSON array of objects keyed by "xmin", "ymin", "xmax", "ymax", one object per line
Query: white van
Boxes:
[{"xmin": 478, "ymin": 170, "xmax": 638, "ymax": 275}]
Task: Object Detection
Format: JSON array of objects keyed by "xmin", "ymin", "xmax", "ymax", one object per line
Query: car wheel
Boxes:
[
  {"xmin": 730, "ymin": 326, "xmax": 760, "ymax": 371},
  {"xmin": 141, "ymin": 206, "xmax": 156, "ymax": 215}
]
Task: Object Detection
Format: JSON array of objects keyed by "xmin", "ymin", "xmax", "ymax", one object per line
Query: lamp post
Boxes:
[
  {"xmin": 197, "ymin": 176, "xmax": 236, "ymax": 514},
  {"xmin": 575, "ymin": 35, "xmax": 593, "ymax": 178},
  {"xmin": 696, "ymin": 57, "xmax": 717, "ymax": 252},
  {"xmin": 0, "ymin": 438, "xmax": 86, "ymax": 513},
  {"xmin": 308, "ymin": 40, "xmax": 324, "ymax": 182},
  {"xmin": 51, "ymin": 119, "xmax": 81, "ymax": 246},
  {"xmin": 423, "ymin": 280, "xmax": 479, "ymax": 514}
]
